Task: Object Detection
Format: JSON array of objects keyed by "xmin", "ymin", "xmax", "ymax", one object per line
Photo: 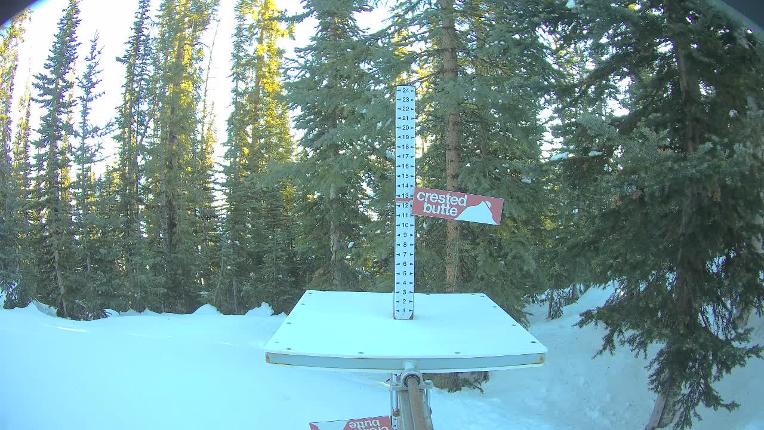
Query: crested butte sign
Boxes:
[{"xmin": 413, "ymin": 187, "xmax": 503, "ymax": 225}]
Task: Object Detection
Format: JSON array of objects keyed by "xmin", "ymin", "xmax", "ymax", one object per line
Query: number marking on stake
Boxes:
[{"xmin": 394, "ymin": 86, "xmax": 416, "ymax": 320}]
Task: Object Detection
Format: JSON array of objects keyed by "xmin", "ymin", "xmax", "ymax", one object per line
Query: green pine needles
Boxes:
[{"xmin": 555, "ymin": 1, "xmax": 764, "ymax": 428}]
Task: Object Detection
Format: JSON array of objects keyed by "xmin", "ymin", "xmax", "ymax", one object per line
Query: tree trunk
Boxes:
[
  {"xmin": 438, "ymin": 0, "xmax": 461, "ymax": 292},
  {"xmin": 329, "ymin": 183, "xmax": 342, "ymax": 289},
  {"xmin": 644, "ymin": 2, "xmax": 705, "ymax": 428},
  {"xmin": 645, "ymin": 389, "xmax": 678, "ymax": 430},
  {"xmin": 54, "ymin": 247, "xmax": 67, "ymax": 318},
  {"xmin": 233, "ymin": 277, "xmax": 239, "ymax": 314}
]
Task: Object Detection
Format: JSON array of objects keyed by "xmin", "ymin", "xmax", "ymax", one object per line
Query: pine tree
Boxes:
[
  {"xmin": 28, "ymin": 0, "xmax": 81, "ymax": 318},
  {"xmin": 289, "ymin": 0, "xmax": 388, "ymax": 292},
  {"xmin": 216, "ymin": 0, "xmax": 251, "ymax": 313},
  {"xmin": 0, "ymin": 11, "xmax": 29, "ymax": 303},
  {"xmin": 194, "ymin": 19, "xmax": 220, "ymax": 308},
  {"xmin": 5, "ymin": 89, "xmax": 33, "ymax": 307},
  {"xmin": 90, "ymin": 166, "xmax": 124, "ymax": 309},
  {"xmin": 454, "ymin": 1, "xmax": 556, "ymax": 317},
  {"xmin": 218, "ymin": 0, "xmax": 298, "ymax": 313},
  {"xmin": 388, "ymin": 1, "xmax": 554, "ymax": 317},
  {"xmin": 145, "ymin": 0, "xmax": 218, "ymax": 312},
  {"xmin": 113, "ymin": 0, "xmax": 155, "ymax": 310},
  {"xmin": 555, "ymin": 1, "xmax": 764, "ymax": 428},
  {"xmin": 71, "ymin": 33, "xmax": 106, "ymax": 318}
]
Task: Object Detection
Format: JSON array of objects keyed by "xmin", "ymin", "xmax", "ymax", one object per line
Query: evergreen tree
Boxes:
[
  {"xmin": 454, "ymin": 1, "xmax": 557, "ymax": 318},
  {"xmin": 0, "ymin": 11, "xmax": 28, "ymax": 303},
  {"xmin": 113, "ymin": 0, "xmax": 155, "ymax": 310},
  {"xmin": 194, "ymin": 20, "xmax": 220, "ymax": 308},
  {"xmin": 218, "ymin": 0, "xmax": 298, "ymax": 313},
  {"xmin": 71, "ymin": 33, "xmax": 106, "ymax": 318},
  {"xmin": 555, "ymin": 1, "xmax": 764, "ymax": 428},
  {"xmin": 90, "ymin": 166, "xmax": 124, "ymax": 310},
  {"xmin": 216, "ymin": 0, "xmax": 251, "ymax": 313},
  {"xmin": 145, "ymin": 0, "xmax": 217, "ymax": 312},
  {"xmin": 28, "ymin": 0, "xmax": 81, "ymax": 318},
  {"xmin": 389, "ymin": 1, "xmax": 554, "ymax": 318},
  {"xmin": 5, "ymin": 88, "xmax": 33, "ymax": 307},
  {"xmin": 289, "ymin": 0, "xmax": 388, "ymax": 292}
]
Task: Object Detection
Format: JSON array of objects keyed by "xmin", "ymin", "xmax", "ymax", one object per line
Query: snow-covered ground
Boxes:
[{"xmin": 1, "ymin": 288, "xmax": 762, "ymax": 430}]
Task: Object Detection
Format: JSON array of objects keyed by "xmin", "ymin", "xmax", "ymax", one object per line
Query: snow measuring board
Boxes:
[{"xmin": 394, "ymin": 85, "xmax": 416, "ymax": 320}]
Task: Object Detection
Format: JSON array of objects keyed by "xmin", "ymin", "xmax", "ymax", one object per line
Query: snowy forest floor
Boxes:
[{"xmin": 1, "ymin": 288, "xmax": 762, "ymax": 430}]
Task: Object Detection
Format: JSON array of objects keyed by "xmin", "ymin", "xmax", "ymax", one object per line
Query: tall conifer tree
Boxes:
[
  {"xmin": 0, "ymin": 11, "xmax": 29, "ymax": 302},
  {"xmin": 29, "ymin": 0, "xmax": 81, "ymax": 318},
  {"xmin": 72, "ymin": 33, "xmax": 106, "ymax": 318},
  {"xmin": 114, "ymin": 0, "xmax": 155, "ymax": 310},
  {"xmin": 217, "ymin": 0, "xmax": 251, "ymax": 313},
  {"xmin": 555, "ymin": 1, "xmax": 764, "ymax": 428},
  {"xmin": 289, "ymin": 0, "xmax": 386, "ymax": 292},
  {"xmin": 5, "ymin": 89, "xmax": 33, "ymax": 307},
  {"xmin": 389, "ymin": 1, "xmax": 553, "ymax": 316},
  {"xmin": 145, "ymin": 0, "xmax": 217, "ymax": 312},
  {"xmin": 218, "ymin": 0, "xmax": 297, "ymax": 313}
]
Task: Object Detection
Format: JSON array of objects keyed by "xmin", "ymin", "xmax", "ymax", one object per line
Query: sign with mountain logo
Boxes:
[
  {"xmin": 412, "ymin": 187, "xmax": 503, "ymax": 225},
  {"xmin": 309, "ymin": 416, "xmax": 392, "ymax": 430}
]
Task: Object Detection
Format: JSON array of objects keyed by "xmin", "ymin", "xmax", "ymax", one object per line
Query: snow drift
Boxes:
[{"xmin": 0, "ymin": 288, "xmax": 762, "ymax": 429}]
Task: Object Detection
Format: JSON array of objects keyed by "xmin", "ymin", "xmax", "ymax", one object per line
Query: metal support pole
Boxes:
[
  {"xmin": 390, "ymin": 371, "xmax": 434, "ymax": 430},
  {"xmin": 405, "ymin": 375, "xmax": 434, "ymax": 430}
]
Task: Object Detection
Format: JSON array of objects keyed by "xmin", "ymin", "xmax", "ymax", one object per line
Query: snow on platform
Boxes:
[{"xmin": 264, "ymin": 290, "xmax": 546, "ymax": 372}]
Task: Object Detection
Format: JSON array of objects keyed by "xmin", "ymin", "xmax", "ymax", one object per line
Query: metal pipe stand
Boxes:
[{"xmin": 390, "ymin": 370, "xmax": 434, "ymax": 430}]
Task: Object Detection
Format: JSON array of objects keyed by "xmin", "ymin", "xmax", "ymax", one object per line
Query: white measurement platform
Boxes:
[
  {"xmin": 265, "ymin": 290, "xmax": 546, "ymax": 372},
  {"xmin": 394, "ymin": 85, "xmax": 416, "ymax": 320}
]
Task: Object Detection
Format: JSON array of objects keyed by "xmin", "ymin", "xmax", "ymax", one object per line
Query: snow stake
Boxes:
[{"xmin": 394, "ymin": 85, "xmax": 416, "ymax": 320}]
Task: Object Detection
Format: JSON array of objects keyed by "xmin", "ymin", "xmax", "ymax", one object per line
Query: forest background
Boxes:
[{"xmin": 1, "ymin": 1, "xmax": 763, "ymax": 429}]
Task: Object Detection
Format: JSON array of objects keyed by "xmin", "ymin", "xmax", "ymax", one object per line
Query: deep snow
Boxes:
[{"xmin": 0, "ymin": 288, "xmax": 762, "ymax": 430}]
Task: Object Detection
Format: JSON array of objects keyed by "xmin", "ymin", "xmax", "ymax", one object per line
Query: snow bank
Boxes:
[
  {"xmin": 193, "ymin": 304, "xmax": 221, "ymax": 315},
  {"xmin": 245, "ymin": 302, "xmax": 275, "ymax": 317},
  {"xmin": 0, "ymin": 290, "xmax": 761, "ymax": 430}
]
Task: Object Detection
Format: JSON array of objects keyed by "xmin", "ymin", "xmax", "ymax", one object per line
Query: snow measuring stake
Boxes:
[
  {"xmin": 264, "ymin": 85, "xmax": 547, "ymax": 430},
  {"xmin": 394, "ymin": 85, "xmax": 416, "ymax": 320}
]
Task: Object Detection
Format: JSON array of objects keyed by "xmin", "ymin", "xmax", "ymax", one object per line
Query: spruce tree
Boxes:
[
  {"xmin": 0, "ymin": 11, "xmax": 28, "ymax": 302},
  {"xmin": 91, "ymin": 166, "xmax": 124, "ymax": 309},
  {"xmin": 5, "ymin": 89, "xmax": 33, "ymax": 307},
  {"xmin": 289, "ymin": 0, "xmax": 387, "ymax": 292},
  {"xmin": 28, "ymin": 0, "xmax": 81, "ymax": 318},
  {"xmin": 555, "ymin": 1, "xmax": 764, "ymax": 428},
  {"xmin": 194, "ymin": 22, "xmax": 220, "ymax": 308},
  {"xmin": 454, "ymin": 1, "xmax": 556, "ymax": 318},
  {"xmin": 388, "ymin": 1, "xmax": 554, "ymax": 317},
  {"xmin": 216, "ymin": 0, "xmax": 251, "ymax": 313},
  {"xmin": 218, "ymin": 0, "xmax": 298, "ymax": 313},
  {"xmin": 113, "ymin": 0, "xmax": 155, "ymax": 310},
  {"xmin": 145, "ymin": 0, "xmax": 217, "ymax": 312},
  {"xmin": 72, "ymin": 33, "xmax": 106, "ymax": 318}
]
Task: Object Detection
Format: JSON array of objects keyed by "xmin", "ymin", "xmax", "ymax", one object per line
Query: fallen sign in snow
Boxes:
[
  {"xmin": 413, "ymin": 187, "xmax": 504, "ymax": 225},
  {"xmin": 310, "ymin": 416, "xmax": 392, "ymax": 430}
]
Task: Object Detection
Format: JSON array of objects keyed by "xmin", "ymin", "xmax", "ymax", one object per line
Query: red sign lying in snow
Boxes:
[
  {"xmin": 309, "ymin": 416, "xmax": 392, "ymax": 430},
  {"xmin": 413, "ymin": 187, "xmax": 503, "ymax": 225}
]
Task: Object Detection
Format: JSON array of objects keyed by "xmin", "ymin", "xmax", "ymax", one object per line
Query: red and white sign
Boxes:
[
  {"xmin": 413, "ymin": 187, "xmax": 503, "ymax": 225},
  {"xmin": 309, "ymin": 416, "xmax": 392, "ymax": 430}
]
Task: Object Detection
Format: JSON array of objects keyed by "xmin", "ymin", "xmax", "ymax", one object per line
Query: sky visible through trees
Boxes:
[{"xmin": 7, "ymin": 0, "xmax": 387, "ymax": 168}]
